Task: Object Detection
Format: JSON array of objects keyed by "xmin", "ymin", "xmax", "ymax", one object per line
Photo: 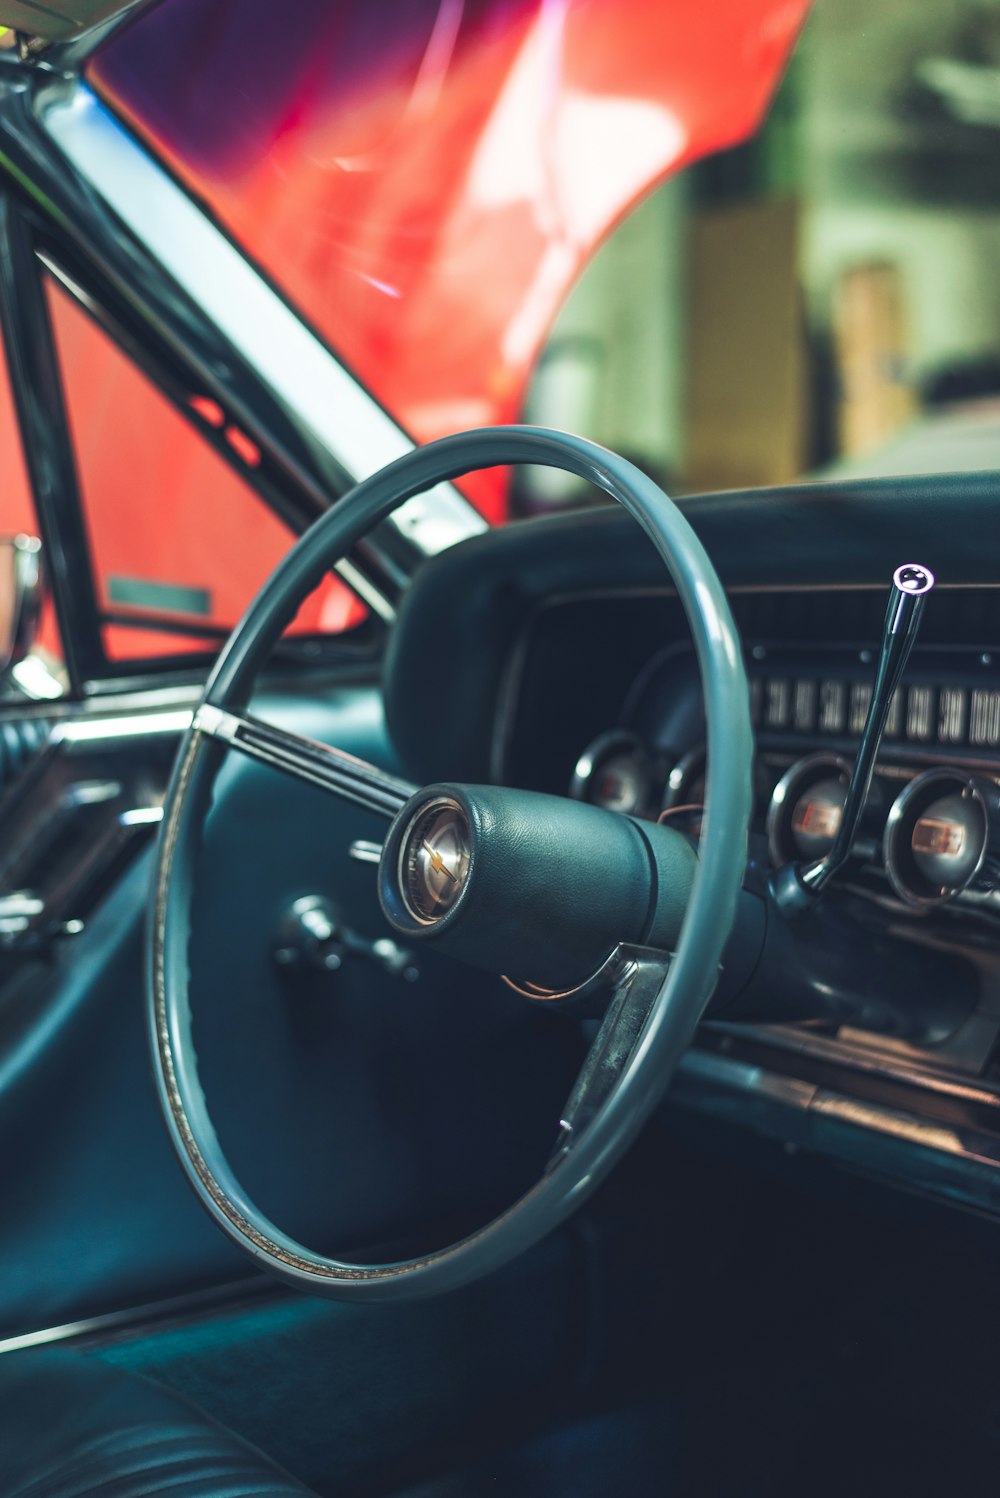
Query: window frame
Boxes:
[
  {"xmin": 0, "ymin": 47, "xmax": 485, "ymax": 697},
  {"xmin": 0, "ymin": 189, "xmax": 390, "ymax": 694},
  {"xmin": 0, "ymin": 42, "xmax": 476, "ymax": 695}
]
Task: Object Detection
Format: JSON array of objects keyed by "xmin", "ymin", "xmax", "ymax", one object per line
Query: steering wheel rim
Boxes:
[{"xmin": 149, "ymin": 426, "xmax": 753, "ymax": 1301}]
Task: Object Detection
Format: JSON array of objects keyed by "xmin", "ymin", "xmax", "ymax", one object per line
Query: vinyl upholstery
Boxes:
[{"xmin": 0, "ymin": 1349, "xmax": 315, "ymax": 1498}]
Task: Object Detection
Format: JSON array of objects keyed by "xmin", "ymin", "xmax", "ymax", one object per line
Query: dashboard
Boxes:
[
  {"xmin": 385, "ymin": 470, "xmax": 1000, "ymax": 1228},
  {"xmin": 552, "ymin": 595, "xmax": 1000, "ymax": 916},
  {"xmin": 495, "ymin": 584, "xmax": 1000, "ymax": 1047}
]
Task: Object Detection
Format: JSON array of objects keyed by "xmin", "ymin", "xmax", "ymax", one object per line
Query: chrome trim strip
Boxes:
[
  {"xmin": 10, "ymin": 653, "xmax": 64, "ymax": 699},
  {"xmin": 673, "ymin": 1047, "xmax": 1000, "ymax": 1216},
  {"xmin": 120, "ymin": 805, "xmax": 163, "ymax": 826},
  {"xmin": 0, "ymin": 685, "xmax": 201, "ymax": 735},
  {"xmin": 68, "ymin": 685, "xmax": 203, "ymax": 717},
  {"xmin": 0, "ymin": 1276, "xmax": 270, "ymax": 1357},
  {"xmin": 194, "ymin": 704, "xmax": 413, "ymax": 818},
  {"xmin": 40, "ymin": 82, "xmax": 485, "ymax": 561},
  {"xmin": 348, "ymin": 839, "xmax": 383, "ymax": 864},
  {"xmin": 52, "ymin": 708, "xmax": 193, "ymax": 743},
  {"xmin": 43, "ymin": 0, "xmax": 158, "ymax": 71},
  {"xmin": 706, "ymin": 1019, "xmax": 1000, "ymax": 1107},
  {"xmin": 759, "ymin": 746, "xmax": 1000, "ymax": 780},
  {"xmin": 335, "ymin": 556, "xmax": 396, "ymax": 623}
]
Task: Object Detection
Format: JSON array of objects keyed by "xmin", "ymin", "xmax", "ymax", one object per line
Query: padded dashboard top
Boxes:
[{"xmin": 383, "ymin": 469, "xmax": 1000, "ymax": 786}]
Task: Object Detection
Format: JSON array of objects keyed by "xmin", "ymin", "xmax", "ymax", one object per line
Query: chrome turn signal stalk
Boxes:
[{"xmin": 771, "ymin": 563, "xmax": 935, "ymax": 914}]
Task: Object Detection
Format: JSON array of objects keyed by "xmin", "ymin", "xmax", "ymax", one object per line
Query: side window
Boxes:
[{"xmin": 48, "ymin": 281, "xmax": 364, "ymax": 665}]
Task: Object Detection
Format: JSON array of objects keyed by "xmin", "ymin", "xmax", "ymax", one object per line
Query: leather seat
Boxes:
[{"xmin": 0, "ymin": 1348, "xmax": 314, "ymax": 1498}]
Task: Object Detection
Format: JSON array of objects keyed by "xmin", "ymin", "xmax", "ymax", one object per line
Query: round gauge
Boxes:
[
  {"xmin": 570, "ymin": 731, "xmax": 654, "ymax": 817},
  {"xmin": 659, "ymin": 746, "xmax": 707, "ymax": 839},
  {"xmin": 767, "ymin": 753, "xmax": 853, "ymax": 866},
  {"xmin": 398, "ymin": 797, "xmax": 472, "ymax": 925},
  {"xmin": 661, "ymin": 746, "xmax": 707, "ymax": 813},
  {"xmin": 883, "ymin": 770, "xmax": 990, "ymax": 907}
]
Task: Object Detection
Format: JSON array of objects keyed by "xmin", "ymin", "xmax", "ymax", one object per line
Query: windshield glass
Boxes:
[
  {"xmin": 91, "ymin": 0, "xmax": 999, "ymax": 520},
  {"xmin": 89, "ymin": 0, "xmax": 805, "ymax": 521},
  {"xmin": 513, "ymin": 0, "xmax": 1000, "ymax": 515}
]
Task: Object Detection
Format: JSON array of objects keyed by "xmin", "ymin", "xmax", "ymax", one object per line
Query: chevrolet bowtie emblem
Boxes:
[
  {"xmin": 399, "ymin": 798, "xmax": 471, "ymax": 924},
  {"xmin": 423, "ymin": 840, "xmax": 460, "ymax": 883}
]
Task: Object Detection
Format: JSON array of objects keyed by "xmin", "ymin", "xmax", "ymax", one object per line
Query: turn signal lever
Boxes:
[{"xmin": 770, "ymin": 564, "xmax": 935, "ymax": 915}]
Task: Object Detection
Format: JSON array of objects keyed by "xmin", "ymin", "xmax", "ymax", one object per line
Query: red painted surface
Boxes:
[
  {"xmin": 3, "ymin": 289, "xmax": 363, "ymax": 663},
  {"xmin": 6, "ymin": 0, "xmax": 809, "ymax": 664},
  {"xmin": 92, "ymin": 0, "xmax": 808, "ymax": 520},
  {"xmin": 0, "ymin": 331, "xmax": 63, "ymax": 658}
]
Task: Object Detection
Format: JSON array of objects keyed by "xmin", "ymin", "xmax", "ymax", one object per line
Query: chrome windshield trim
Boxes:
[
  {"xmin": 39, "ymin": 81, "xmax": 486, "ymax": 561},
  {"xmin": 42, "ymin": 0, "xmax": 158, "ymax": 71}
]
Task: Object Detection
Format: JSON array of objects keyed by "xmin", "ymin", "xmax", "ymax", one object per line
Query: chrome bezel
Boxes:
[
  {"xmin": 661, "ymin": 743, "xmax": 707, "ymax": 814},
  {"xmin": 883, "ymin": 768, "xmax": 989, "ymax": 907},
  {"xmin": 396, "ymin": 795, "xmax": 471, "ymax": 927},
  {"xmin": 766, "ymin": 752, "xmax": 852, "ymax": 868},
  {"xmin": 569, "ymin": 729, "xmax": 652, "ymax": 813}
]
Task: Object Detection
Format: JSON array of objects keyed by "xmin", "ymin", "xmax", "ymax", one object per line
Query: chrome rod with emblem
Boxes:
[
  {"xmin": 771, "ymin": 563, "xmax": 936, "ymax": 912},
  {"xmin": 193, "ymin": 704, "xmax": 414, "ymax": 818}
]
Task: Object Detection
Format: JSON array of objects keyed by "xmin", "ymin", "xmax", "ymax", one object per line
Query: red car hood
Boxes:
[{"xmin": 90, "ymin": 0, "xmax": 809, "ymax": 519}]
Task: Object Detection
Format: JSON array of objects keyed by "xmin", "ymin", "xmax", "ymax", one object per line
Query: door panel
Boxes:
[{"xmin": 0, "ymin": 681, "xmax": 581, "ymax": 1338}]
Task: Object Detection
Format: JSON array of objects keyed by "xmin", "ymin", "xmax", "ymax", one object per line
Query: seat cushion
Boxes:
[{"xmin": 0, "ymin": 1347, "xmax": 315, "ymax": 1498}]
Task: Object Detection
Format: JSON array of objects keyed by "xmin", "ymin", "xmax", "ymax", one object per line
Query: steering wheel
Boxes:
[{"xmin": 149, "ymin": 427, "xmax": 753, "ymax": 1301}]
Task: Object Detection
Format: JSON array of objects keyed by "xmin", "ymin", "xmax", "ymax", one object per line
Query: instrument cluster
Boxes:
[
  {"xmin": 766, "ymin": 753, "xmax": 1000, "ymax": 907},
  {"xmin": 570, "ymin": 650, "xmax": 1000, "ymax": 917}
]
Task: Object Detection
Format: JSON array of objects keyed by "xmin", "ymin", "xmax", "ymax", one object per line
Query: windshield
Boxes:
[
  {"xmin": 88, "ymin": 0, "xmax": 1000, "ymax": 522},
  {"xmin": 512, "ymin": 0, "xmax": 1000, "ymax": 515},
  {"xmin": 89, "ymin": 0, "xmax": 806, "ymax": 520}
]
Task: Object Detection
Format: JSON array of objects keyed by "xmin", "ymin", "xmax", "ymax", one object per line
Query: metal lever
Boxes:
[{"xmin": 771, "ymin": 563, "xmax": 935, "ymax": 913}]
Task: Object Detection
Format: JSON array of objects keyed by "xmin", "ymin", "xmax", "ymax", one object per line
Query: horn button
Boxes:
[{"xmin": 399, "ymin": 797, "xmax": 472, "ymax": 925}]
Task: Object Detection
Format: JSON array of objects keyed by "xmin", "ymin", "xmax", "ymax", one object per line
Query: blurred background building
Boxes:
[{"xmin": 518, "ymin": 0, "xmax": 1000, "ymax": 511}]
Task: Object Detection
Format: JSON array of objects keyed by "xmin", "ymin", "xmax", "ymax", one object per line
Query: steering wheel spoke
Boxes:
[
  {"xmin": 546, "ymin": 946, "xmax": 671, "ymax": 1172},
  {"xmin": 193, "ymin": 703, "xmax": 414, "ymax": 819}
]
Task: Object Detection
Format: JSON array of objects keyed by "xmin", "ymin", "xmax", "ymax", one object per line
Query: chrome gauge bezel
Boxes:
[
  {"xmin": 766, "ymin": 752, "xmax": 853, "ymax": 868},
  {"xmin": 883, "ymin": 769, "xmax": 989, "ymax": 908},
  {"xmin": 661, "ymin": 744, "xmax": 707, "ymax": 815},
  {"xmin": 569, "ymin": 729, "xmax": 654, "ymax": 817}
]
